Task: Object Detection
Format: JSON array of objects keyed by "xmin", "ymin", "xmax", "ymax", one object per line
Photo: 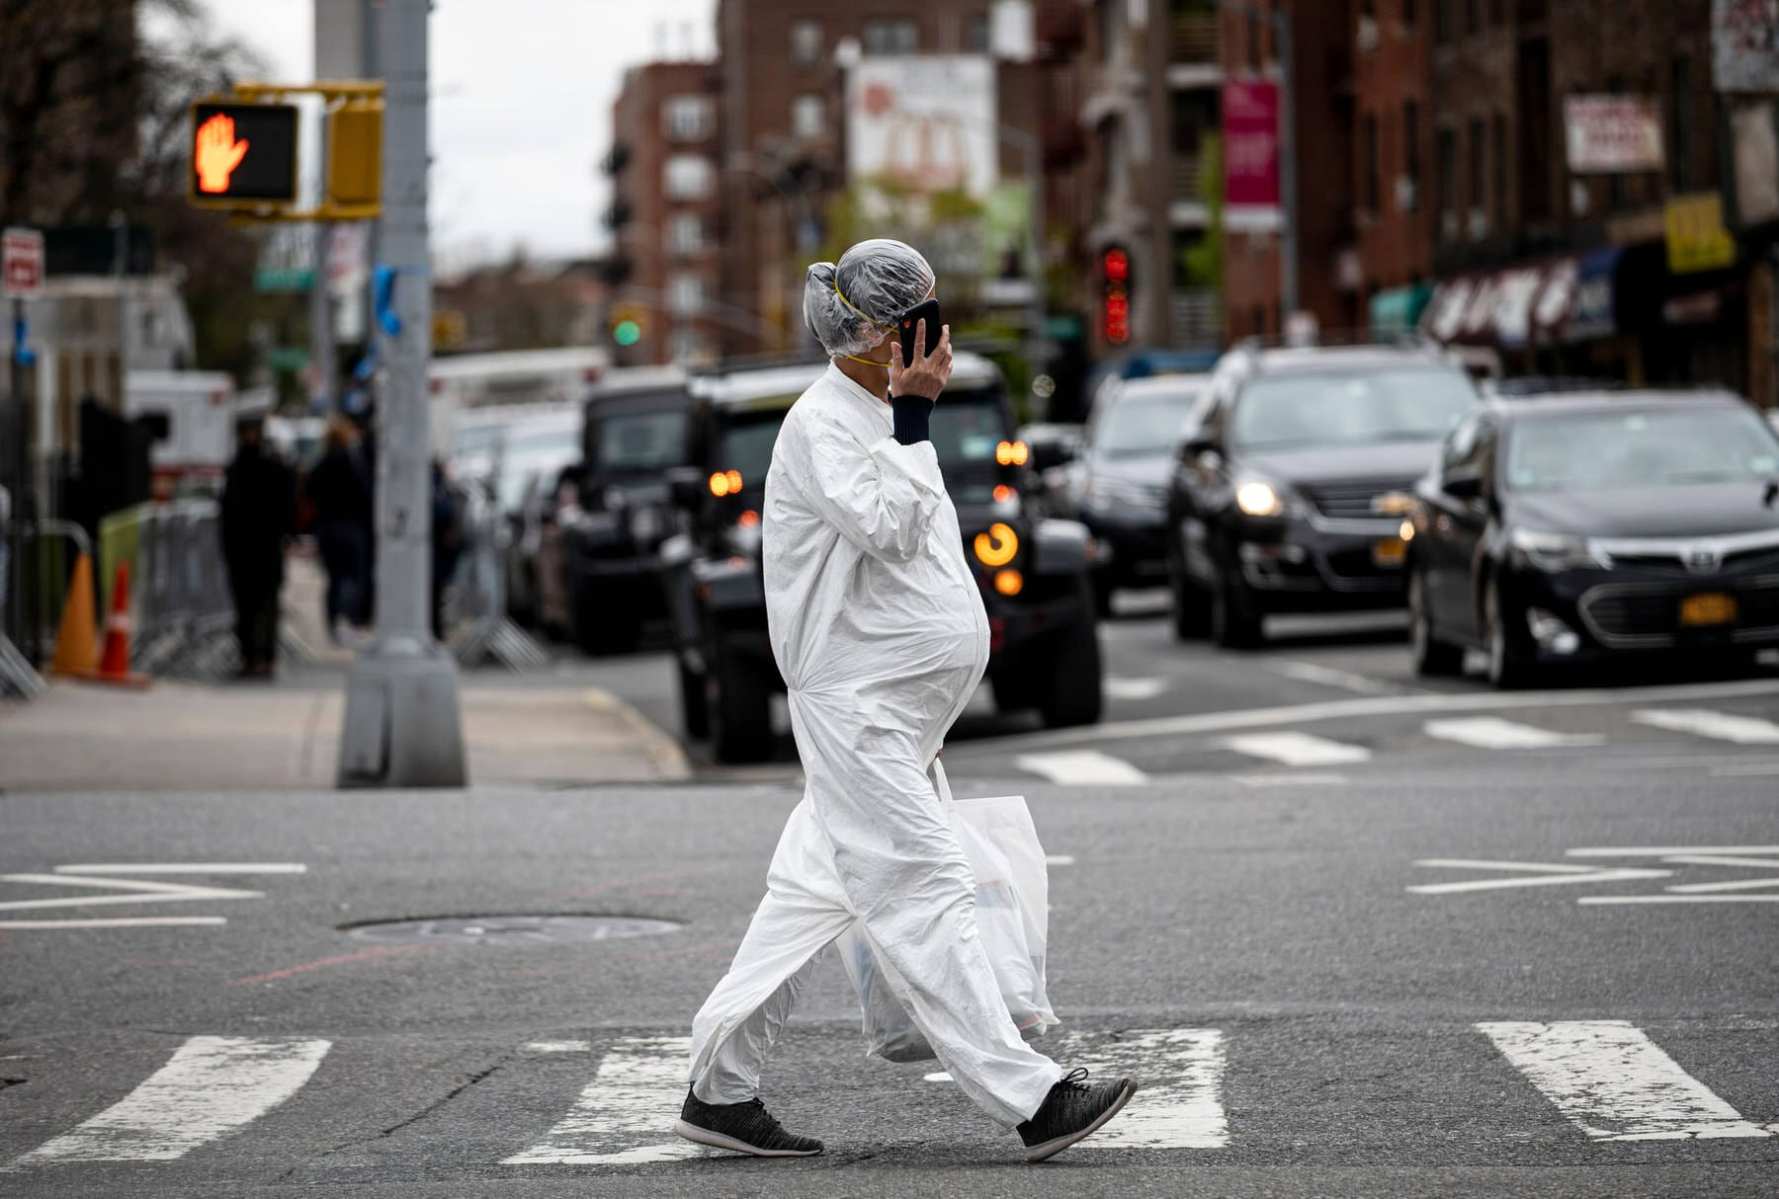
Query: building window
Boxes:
[
  {"xmin": 1435, "ymin": 0, "xmax": 1450, "ymax": 42},
  {"xmin": 668, "ymin": 273, "xmax": 707, "ymax": 316},
  {"xmin": 1669, "ymin": 54, "xmax": 1693, "ymax": 193},
  {"xmin": 1250, "ymin": 304, "xmax": 1267, "ymax": 336},
  {"xmin": 662, "ymin": 95, "xmax": 714, "ymax": 142},
  {"xmin": 1468, "ymin": 116, "xmax": 1485, "ymax": 214},
  {"xmin": 863, "ymin": 18, "xmax": 917, "ymax": 55},
  {"xmin": 1436, "ymin": 125, "xmax": 1457, "ymax": 230},
  {"xmin": 1246, "ymin": 11, "xmax": 1260, "ymax": 71},
  {"xmin": 791, "ymin": 94, "xmax": 825, "ymax": 140},
  {"xmin": 1403, "ymin": 99, "xmax": 1422, "ymax": 207},
  {"xmin": 1492, "ymin": 113, "xmax": 1508, "ymax": 225},
  {"xmin": 1363, "ymin": 113, "xmax": 1381, "ymax": 213},
  {"xmin": 790, "ymin": 19, "xmax": 823, "ymax": 65},
  {"xmin": 667, "ymin": 214, "xmax": 705, "ymax": 255},
  {"xmin": 664, "ymin": 154, "xmax": 714, "ymax": 200},
  {"xmin": 1403, "ymin": 0, "xmax": 1416, "ymax": 24},
  {"xmin": 1465, "ymin": 0, "xmax": 1480, "ymax": 34},
  {"xmin": 966, "ymin": 11, "xmax": 991, "ymax": 53}
]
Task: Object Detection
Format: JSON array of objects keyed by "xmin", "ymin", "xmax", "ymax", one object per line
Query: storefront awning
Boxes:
[
  {"xmin": 1368, "ymin": 283, "xmax": 1433, "ymax": 334},
  {"xmin": 1420, "ymin": 249, "xmax": 1625, "ymax": 349}
]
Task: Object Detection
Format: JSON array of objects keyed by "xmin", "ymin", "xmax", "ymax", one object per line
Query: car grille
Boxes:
[
  {"xmin": 1602, "ymin": 545, "xmax": 1779, "ymax": 577},
  {"xmin": 1579, "ymin": 575, "xmax": 1779, "ymax": 647},
  {"xmin": 1300, "ymin": 477, "xmax": 1419, "ymax": 521}
]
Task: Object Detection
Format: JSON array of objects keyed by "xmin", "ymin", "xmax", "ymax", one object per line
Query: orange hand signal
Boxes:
[{"xmin": 195, "ymin": 113, "xmax": 250, "ymax": 193}]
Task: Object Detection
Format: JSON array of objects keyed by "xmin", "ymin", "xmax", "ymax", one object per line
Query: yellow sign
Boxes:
[{"xmin": 1665, "ymin": 193, "xmax": 1736, "ymax": 275}]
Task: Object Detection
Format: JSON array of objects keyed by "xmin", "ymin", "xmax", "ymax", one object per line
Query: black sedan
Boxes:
[{"xmin": 1408, "ymin": 390, "xmax": 1779, "ymax": 687}]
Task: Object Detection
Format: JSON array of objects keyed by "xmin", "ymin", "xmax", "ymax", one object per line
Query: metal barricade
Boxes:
[
  {"xmin": 444, "ymin": 487, "xmax": 547, "ymax": 671},
  {"xmin": 93, "ymin": 501, "xmax": 236, "ymax": 679}
]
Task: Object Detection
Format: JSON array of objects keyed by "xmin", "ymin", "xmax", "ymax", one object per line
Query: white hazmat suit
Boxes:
[{"xmin": 687, "ymin": 243, "xmax": 1064, "ymax": 1129}]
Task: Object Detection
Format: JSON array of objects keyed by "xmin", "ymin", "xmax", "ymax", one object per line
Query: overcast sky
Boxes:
[{"xmin": 190, "ymin": 0, "xmax": 715, "ymax": 266}]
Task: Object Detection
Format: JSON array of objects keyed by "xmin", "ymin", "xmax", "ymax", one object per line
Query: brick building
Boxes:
[
  {"xmin": 1351, "ymin": 0, "xmax": 1436, "ymax": 333},
  {"xmin": 603, "ymin": 60, "xmax": 725, "ymax": 366},
  {"xmin": 1219, "ymin": 0, "xmax": 1360, "ymax": 343},
  {"xmin": 1073, "ymin": 0, "xmax": 1226, "ymax": 358},
  {"xmin": 1413, "ymin": 0, "xmax": 1750, "ymax": 391}
]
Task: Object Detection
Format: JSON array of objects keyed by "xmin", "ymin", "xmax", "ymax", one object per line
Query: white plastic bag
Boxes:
[{"xmin": 838, "ymin": 761, "xmax": 1058, "ymax": 1062}]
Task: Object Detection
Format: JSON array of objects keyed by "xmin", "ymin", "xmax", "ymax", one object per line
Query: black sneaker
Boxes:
[
  {"xmin": 674, "ymin": 1087, "xmax": 824, "ymax": 1158},
  {"xmin": 1016, "ymin": 1068, "xmax": 1138, "ymax": 1163}
]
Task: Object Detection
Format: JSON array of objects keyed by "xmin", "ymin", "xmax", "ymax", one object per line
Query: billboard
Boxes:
[
  {"xmin": 1713, "ymin": 0, "xmax": 1779, "ymax": 92},
  {"xmin": 1223, "ymin": 79, "xmax": 1280, "ymax": 227},
  {"xmin": 1563, "ymin": 96, "xmax": 1665, "ymax": 174},
  {"xmin": 846, "ymin": 56, "xmax": 997, "ymax": 200}
]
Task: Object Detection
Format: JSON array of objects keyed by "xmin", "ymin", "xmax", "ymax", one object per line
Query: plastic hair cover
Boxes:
[{"xmin": 803, "ymin": 238, "xmax": 936, "ymax": 358}]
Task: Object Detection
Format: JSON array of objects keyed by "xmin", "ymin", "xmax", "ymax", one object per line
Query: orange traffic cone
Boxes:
[
  {"xmin": 83, "ymin": 562, "xmax": 151, "ymax": 688},
  {"xmin": 49, "ymin": 552, "xmax": 100, "ymax": 677}
]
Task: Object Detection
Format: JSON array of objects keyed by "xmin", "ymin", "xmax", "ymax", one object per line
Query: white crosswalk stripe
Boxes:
[
  {"xmin": 1423, "ymin": 717, "xmax": 1604, "ymax": 749},
  {"xmin": 501, "ymin": 1034, "xmax": 699, "ymax": 1166},
  {"xmin": 1016, "ymin": 749, "xmax": 1148, "ymax": 785},
  {"xmin": 1632, "ymin": 709, "xmax": 1779, "ymax": 745},
  {"xmin": 1065, "ymin": 1028, "xmax": 1228, "ymax": 1149},
  {"xmin": 1479, "ymin": 1020, "xmax": 1772, "ymax": 1142},
  {"xmin": 13, "ymin": 1036, "xmax": 330, "ymax": 1164},
  {"xmin": 1223, "ymin": 731, "xmax": 1372, "ymax": 766}
]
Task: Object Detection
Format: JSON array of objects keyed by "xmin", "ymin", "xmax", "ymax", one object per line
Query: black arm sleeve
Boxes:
[{"xmin": 889, "ymin": 394, "xmax": 935, "ymax": 446}]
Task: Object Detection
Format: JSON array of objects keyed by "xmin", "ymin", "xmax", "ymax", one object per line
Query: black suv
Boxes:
[
  {"xmin": 1165, "ymin": 341, "xmax": 1477, "ymax": 647},
  {"xmin": 560, "ymin": 367, "xmax": 694, "ymax": 653},
  {"xmin": 662, "ymin": 355, "xmax": 1104, "ymax": 764}
]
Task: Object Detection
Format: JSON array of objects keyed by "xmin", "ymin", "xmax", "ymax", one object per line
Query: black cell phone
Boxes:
[{"xmin": 898, "ymin": 298, "xmax": 943, "ymax": 363}]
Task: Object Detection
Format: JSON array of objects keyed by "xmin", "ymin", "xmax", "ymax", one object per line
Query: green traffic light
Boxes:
[{"xmin": 614, "ymin": 319, "xmax": 641, "ymax": 347}]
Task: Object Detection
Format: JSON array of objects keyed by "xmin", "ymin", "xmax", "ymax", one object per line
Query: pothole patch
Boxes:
[{"xmin": 340, "ymin": 914, "xmax": 683, "ymax": 945}]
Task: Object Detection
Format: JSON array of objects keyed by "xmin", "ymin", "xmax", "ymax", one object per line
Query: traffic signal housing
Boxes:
[
  {"xmin": 1101, "ymin": 245, "xmax": 1132, "ymax": 347},
  {"xmin": 328, "ymin": 99, "xmax": 383, "ymax": 207},
  {"xmin": 188, "ymin": 102, "xmax": 299, "ymax": 207}
]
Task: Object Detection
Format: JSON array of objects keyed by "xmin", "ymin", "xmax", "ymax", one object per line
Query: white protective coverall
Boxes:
[{"xmin": 686, "ymin": 363, "xmax": 1064, "ymax": 1128}]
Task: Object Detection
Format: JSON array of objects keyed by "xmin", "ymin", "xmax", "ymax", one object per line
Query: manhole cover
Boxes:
[{"xmin": 342, "ymin": 915, "xmax": 683, "ymax": 945}]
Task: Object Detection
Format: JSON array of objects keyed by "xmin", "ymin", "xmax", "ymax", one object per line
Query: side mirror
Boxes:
[
  {"xmin": 1442, "ymin": 470, "xmax": 1484, "ymax": 501},
  {"xmin": 666, "ymin": 465, "xmax": 704, "ymax": 511},
  {"xmin": 1180, "ymin": 434, "xmax": 1217, "ymax": 461},
  {"xmin": 1030, "ymin": 439, "xmax": 1078, "ymax": 473}
]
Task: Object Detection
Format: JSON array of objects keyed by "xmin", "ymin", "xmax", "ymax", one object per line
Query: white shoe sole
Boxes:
[
  {"xmin": 1024, "ymin": 1079, "xmax": 1139, "ymax": 1163},
  {"xmin": 673, "ymin": 1119, "xmax": 823, "ymax": 1157}
]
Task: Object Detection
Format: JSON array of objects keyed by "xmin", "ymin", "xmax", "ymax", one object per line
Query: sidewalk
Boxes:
[{"xmin": 0, "ymin": 676, "xmax": 690, "ymax": 792}]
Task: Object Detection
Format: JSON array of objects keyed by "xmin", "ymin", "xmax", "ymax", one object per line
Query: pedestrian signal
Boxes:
[{"xmin": 189, "ymin": 102, "xmax": 299, "ymax": 206}]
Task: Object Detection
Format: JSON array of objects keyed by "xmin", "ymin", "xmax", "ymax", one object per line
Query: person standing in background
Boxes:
[
  {"xmin": 304, "ymin": 417, "xmax": 374, "ymax": 641},
  {"xmin": 219, "ymin": 415, "xmax": 296, "ymax": 678}
]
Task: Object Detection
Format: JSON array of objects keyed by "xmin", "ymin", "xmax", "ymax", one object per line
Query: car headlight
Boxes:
[
  {"xmin": 1509, "ymin": 528, "xmax": 1602, "ymax": 571},
  {"xmin": 1234, "ymin": 479, "xmax": 1286, "ymax": 518}
]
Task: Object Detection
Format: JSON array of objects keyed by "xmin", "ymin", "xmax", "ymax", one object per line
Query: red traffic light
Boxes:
[
  {"xmin": 1101, "ymin": 244, "xmax": 1132, "ymax": 345},
  {"xmin": 1102, "ymin": 247, "xmax": 1130, "ymax": 283}
]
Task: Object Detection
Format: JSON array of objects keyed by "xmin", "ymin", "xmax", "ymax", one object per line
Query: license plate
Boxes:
[
  {"xmin": 1679, "ymin": 592, "xmax": 1737, "ymax": 626},
  {"xmin": 1372, "ymin": 536, "xmax": 1407, "ymax": 567}
]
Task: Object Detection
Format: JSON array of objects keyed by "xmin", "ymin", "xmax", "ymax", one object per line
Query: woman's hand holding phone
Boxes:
[{"xmin": 889, "ymin": 320, "xmax": 952, "ymax": 401}]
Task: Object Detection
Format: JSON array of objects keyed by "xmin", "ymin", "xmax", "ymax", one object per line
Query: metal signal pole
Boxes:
[{"xmin": 337, "ymin": 0, "xmax": 466, "ymax": 787}]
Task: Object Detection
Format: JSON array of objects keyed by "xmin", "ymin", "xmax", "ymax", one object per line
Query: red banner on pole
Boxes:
[{"xmin": 1222, "ymin": 80, "xmax": 1281, "ymax": 211}]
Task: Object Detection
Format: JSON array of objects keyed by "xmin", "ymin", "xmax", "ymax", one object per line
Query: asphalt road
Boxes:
[{"xmin": 5, "ymin": 600, "xmax": 1779, "ymax": 1196}]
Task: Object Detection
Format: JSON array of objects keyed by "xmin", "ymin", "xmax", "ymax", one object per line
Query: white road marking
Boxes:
[
  {"xmin": 524, "ymin": 1041, "xmax": 593, "ymax": 1054},
  {"xmin": 1227, "ymin": 772, "xmax": 1349, "ymax": 787},
  {"xmin": 1580, "ymin": 894, "xmax": 1779, "ymax": 905},
  {"xmin": 0, "ymin": 916, "xmax": 228, "ymax": 930},
  {"xmin": 1267, "ymin": 660, "xmax": 1404, "ymax": 695},
  {"xmin": 0, "ymin": 874, "xmax": 262, "ymax": 912},
  {"xmin": 923, "ymin": 1071, "xmax": 953, "ymax": 1083},
  {"xmin": 13, "ymin": 1036, "xmax": 330, "ymax": 1164},
  {"xmin": 1015, "ymin": 750, "xmax": 1148, "ymax": 786},
  {"xmin": 51, "ymin": 863, "xmax": 307, "ymax": 875},
  {"xmin": 1633, "ymin": 708, "xmax": 1779, "ymax": 745},
  {"xmin": 1666, "ymin": 877, "xmax": 1779, "ymax": 894},
  {"xmin": 1478, "ymin": 1020, "xmax": 1771, "ymax": 1141},
  {"xmin": 1067, "ymin": 1028, "xmax": 1227, "ymax": 1149},
  {"xmin": 1408, "ymin": 860, "xmax": 1670, "ymax": 895},
  {"xmin": 1567, "ymin": 846, "xmax": 1779, "ymax": 857},
  {"xmin": 1224, "ymin": 732, "xmax": 1371, "ymax": 767},
  {"xmin": 1423, "ymin": 717, "xmax": 1604, "ymax": 750},
  {"xmin": 1104, "ymin": 676, "xmax": 1168, "ymax": 702},
  {"xmin": 502, "ymin": 1035, "xmax": 700, "ymax": 1165},
  {"xmin": 1044, "ymin": 854, "xmax": 1076, "ymax": 867},
  {"xmin": 944, "ymin": 677, "xmax": 1779, "ymax": 756}
]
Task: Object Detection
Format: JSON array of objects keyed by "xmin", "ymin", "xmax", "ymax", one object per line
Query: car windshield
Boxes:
[
  {"xmin": 1505, "ymin": 406, "xmax": 1779, "ymax": 492},
  {"xmin": 1230, "ymin": 366, "xmax": 1476, "ymax": 451},
  {"xmin": 495, "ymin": 427, "xmax": 579, "ymax": 510},
  {"xmin": 717, "ymin": 410, "xmax": 788, "ymax": 488},
  {"xmin": 595, "ymin": 408, "xmax": 688, "ymax": 471},
  {"xmin": 1096, "ymin": 387, "xmax": 1201, "ymax": 458},
  {"xmin": 931, "ymin": 389, "xmax": 1011, "ymax": 503}
]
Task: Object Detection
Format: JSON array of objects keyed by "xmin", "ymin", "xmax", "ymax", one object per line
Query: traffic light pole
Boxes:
[{"xmin": 336, "ymin": 0, "xmax": 466, "ymax": 787}]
